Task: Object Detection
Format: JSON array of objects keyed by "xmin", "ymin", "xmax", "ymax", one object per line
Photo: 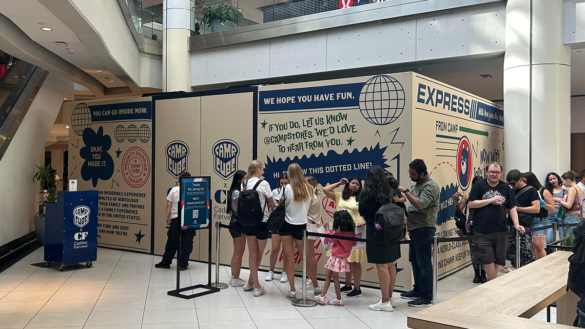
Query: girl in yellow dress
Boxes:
[{"xmin": 323, "ymin": 177, "xmax": 365, "ymax": 297}]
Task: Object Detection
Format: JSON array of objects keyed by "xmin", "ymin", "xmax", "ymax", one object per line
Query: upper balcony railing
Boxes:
[{"xmin": 190, "ymin": 0, "xmax": 379, "ymax": 36}]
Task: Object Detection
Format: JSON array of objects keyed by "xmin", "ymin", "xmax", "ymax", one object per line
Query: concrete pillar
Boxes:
[
  {"xmin": 163, "ymin": 0, "xmax": 192, "ymax": 92},
  {"xmin": 504, "ymin": 0, "xmax": 570, "ymax": 182}
]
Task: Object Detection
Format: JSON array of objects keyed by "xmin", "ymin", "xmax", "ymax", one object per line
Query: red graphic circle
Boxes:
[
  {"xmin": 321, "ymin": 196, "xmax": 337, "ymax": 218},
  {"xmin": 121, "ymin": 146, "xmax": 150, "ymax": 188}
]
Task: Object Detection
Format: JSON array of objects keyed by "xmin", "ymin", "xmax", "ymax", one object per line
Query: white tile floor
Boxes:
[{"xmin": 0, "ymin": 247, "xmax": 555, "ymax": 329}]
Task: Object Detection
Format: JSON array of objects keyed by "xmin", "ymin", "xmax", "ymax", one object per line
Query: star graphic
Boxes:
[
  {"xmin": 115, "ymin": 148, "xmax": 122, "ymax": 158},
  {"xmin": 261, "ymin": 120, "xmax": 268, "ymax": 129},
  {"xmin": 135, "ymin": 229, "xmax": 145, "ymax": 244},
  {"xmin": 346, "ymin": 136, "xmax": 356, "ymax": 147}
]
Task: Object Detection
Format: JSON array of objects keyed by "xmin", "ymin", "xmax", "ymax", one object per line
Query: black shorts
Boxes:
[
  {"xmin": 229, "ymin": 221, "xmax": 246, "ymax": 239},
  {"xmin": 245, "ymin": 222, "xmax": 269, "ymax": 240},
  {"xmin": 475, "ymin": 232, "xmax": 509, "ymax": 266},
  {"xmin": 278, "ymin": 221, "xmax": 306, "ymax": 241}
]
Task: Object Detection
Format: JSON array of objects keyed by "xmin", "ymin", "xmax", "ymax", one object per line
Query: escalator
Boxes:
[{"xmin": 0, "ymin": 59, "xmax": 47, "ymax": 162}]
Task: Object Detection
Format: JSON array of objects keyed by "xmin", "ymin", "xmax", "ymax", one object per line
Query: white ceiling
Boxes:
[{"xmin": 0, "ymin": 0, "xmax": 126, "ymax": 88}]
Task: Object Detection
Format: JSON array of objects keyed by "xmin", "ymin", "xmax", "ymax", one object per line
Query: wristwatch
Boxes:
[{"xmin": 404, "ymin": 189, "xmax": 410, "ymax": 194}]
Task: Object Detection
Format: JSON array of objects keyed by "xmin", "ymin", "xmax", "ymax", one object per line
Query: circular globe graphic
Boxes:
[
  {"xmin": 126, "ymin": 124, "xmax": 138, "ymax": 143},
  {"xmin": 139, "ymin": 124, "xmax": 151, "ymax": 143},
  {"xmin": 358, "ymin": 75, "xmax": 405, "ymax": 126},
  {"xmin": 114, "ymin": 125, "xmax": 127, "ymax": 143},
  {"xmin": 71, "ymin": 103, "xmax": 92, "ymax": 136}
]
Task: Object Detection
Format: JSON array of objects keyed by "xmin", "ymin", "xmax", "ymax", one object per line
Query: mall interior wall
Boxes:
[{"xmin": 0, "ymin": 74, "xmax": 73, "ymax": 247}]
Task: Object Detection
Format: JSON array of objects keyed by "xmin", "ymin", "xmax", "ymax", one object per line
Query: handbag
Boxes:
[
  {"xmin": 267, "ymin": 185, "xmax": 287, "ymax": 232},
  {"xmin": 454, "ymin": 201, "xmax": 469, "ymax": 237}
]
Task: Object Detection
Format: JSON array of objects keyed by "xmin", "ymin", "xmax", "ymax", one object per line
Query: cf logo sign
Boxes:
[{"xmin": 74, "ymin": 232, "xmax": 89, "ymax": 241}]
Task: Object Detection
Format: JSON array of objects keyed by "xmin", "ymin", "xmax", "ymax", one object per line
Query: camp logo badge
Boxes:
[
  {"xmin": 73, "ymin": 206, "xmax": 90, "ymax": 229},
  {"xmin": 166, "ymin": 141, "xmax": 189, "ymax": 179},
  {"xmin": 212, "ymin": 139, "xmax": 239, "ymax": 180},
  {"xmin": 456, "ymin": 136, "xmax": 472, "ymax": 190}
]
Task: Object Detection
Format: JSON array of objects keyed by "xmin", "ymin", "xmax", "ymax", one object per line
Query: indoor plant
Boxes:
[
  {"xmin": 33, "ymin": 164, "xmax": 55, "ymax": 191},
  {"xmin": 201, "ymin": 3, "xmax": 243, "ymax": 33},
  {"xmin": 34, "ymin": 193, "xmax": 56, "ymax": 246}
]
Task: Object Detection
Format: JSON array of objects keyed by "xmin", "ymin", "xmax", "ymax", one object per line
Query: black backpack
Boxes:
[
  {"xmin": 267, "ymin": 185, "xmax": 287, "ymax": 233},
  {"xmin": 374, "ymin": 200, "xmax": 406, "ymax": 242},
  {"xmin": 568, "ymin": 220, "xmax": 585, "ymax": 298},
  {"xmin": 237, "ymin": 180, "xmax": 265, "ymax": 227}
]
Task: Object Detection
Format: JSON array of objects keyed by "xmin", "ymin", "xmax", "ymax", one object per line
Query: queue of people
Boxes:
[
  {"xmin": 452, "ymin": 165, "xmax": 584, "ymax": 282},
  {"xmin": 154, "ymin": 158, "xmax": 583, "ymax": 312}
]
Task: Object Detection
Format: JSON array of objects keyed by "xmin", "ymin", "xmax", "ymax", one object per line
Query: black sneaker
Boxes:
[
  {"xmin": 400, "ymin": 290, "xmax": 421, "ymax": 300},
  {"xmin": 179, "ymin": 266, "xmax": 188, "ymax": 271},
  {"xmin": 154, "ymin": 262, "xmax": 170, "ymax": 269},
  {"xmin": 346, "ymin": 289, "xmax": 362, "ymax": 298},
  {"xmin": 340, "ymin": 285, "xmax": 352, "ymax": 292},
  {"xmin": 480, "ymin": 272, "xmax": 487, "ymax": 284},
  {"xmin": 408, "ymin": 298, "xmax": 432, "ymax": 307}
]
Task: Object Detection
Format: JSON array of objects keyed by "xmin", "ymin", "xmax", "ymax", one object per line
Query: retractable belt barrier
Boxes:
[{"xmin": 214, "ymin": 222, "xmax": 577, "ymax": 306}]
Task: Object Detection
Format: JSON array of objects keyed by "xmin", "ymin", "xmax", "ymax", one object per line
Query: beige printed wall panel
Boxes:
[
  {"xmin": 411, "ymin": 74, "xmax": 504, "ymax": 278},
  {"xmin": 66, "ymin": 98, "xmax": 153, "ymax": 253}
]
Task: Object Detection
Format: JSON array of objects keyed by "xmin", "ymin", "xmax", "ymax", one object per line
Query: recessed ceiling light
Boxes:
[
  {"xmin": 41, "ymin": 27, "xmax": 52, "ymax": 31},
  {"xmin": 96, "ymin": 70, "xmax": 102, "ymax": 73},
  {"xmin": 480, "ymin": 74, "xmax": 492, "ymax": 78},
  {"xmin": 56, "ymin": 42, "xmax": 68, "ymax": 47},
  {"xmin": 109, "ymin": 80, "xmax": 114, "ymax": 83},
  {"xmin": 65, "ymin": 126, "xmax": 69, "ymax": 129}
]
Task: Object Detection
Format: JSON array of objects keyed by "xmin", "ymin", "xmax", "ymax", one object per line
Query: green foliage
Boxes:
[
  {"xmin": 32, "ymin": 164, "xmax": 55, "ymax": 190},
  {"xmin": 201, "ymin": 3, "xmax": 243, "ymax": 27},
  {"xmin": 37, "ymin": 193, "xmax": 57, "ymax": 216}
]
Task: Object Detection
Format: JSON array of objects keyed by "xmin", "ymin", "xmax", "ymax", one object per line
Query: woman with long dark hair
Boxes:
[
  {"xmin": 360, "ymin": 166, "xmax": 400, "ymax": 312},
  {"xmin": 523, "ymin": 172, "xmax": 555, "ymax": 259},
  {"xmin": 545, "ymin": 172, "xmax": 565, "ymax": 239},
  {"xmin": 323, "ymin": 177, "xmax": 364, "ymax": 297},
  {"xmin": 226, "ymin": 170, "xmax": 248, "ymax": 287}
]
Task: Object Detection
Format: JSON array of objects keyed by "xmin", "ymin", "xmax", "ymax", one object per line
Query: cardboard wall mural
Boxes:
[
  {"xmin": 66, "ymin": 98, "xmax": 153, "ymax": 253},
  {"xmin": 67, "ymin": 73, "xmax": 503, "ymax": 285}
]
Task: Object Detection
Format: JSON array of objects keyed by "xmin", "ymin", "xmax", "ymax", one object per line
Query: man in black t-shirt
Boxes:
[
  {"xmin": 506, "ymin": 169, "xmax": 539, "ymax": 267},
  {"xmin": 468, "ymin": 163, "xmax": 525, "ymax": 281}
]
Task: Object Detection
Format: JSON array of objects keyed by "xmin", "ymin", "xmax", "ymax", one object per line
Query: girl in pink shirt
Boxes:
[{"xmin": 314, "ymin": 210, "xmax": 356, "ymax": 306}]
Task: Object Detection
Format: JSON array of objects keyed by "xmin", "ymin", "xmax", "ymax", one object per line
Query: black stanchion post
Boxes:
[
  {"xmin": 515, "ymin": 230, "xmax": 521, "ymax": 269},
  {"xmin": 432, "ymin": 233, "xmax": 438, "ymax": 304},
  {"xmin": 291, "ymin": 228, "xmax": 317, "ymax": 307},
  {"xmin": 211, "ymin": 221, "xmax": 228, "ymax": 289}
]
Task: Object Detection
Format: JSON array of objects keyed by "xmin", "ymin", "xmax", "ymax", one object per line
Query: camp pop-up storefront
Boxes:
[{"xmin": 66, "ymin": 73, "xmax": 503, "ymax": 289}]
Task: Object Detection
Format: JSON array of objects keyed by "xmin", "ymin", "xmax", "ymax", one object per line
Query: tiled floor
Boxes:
[{"xmin": 0, "ymin": 247, "xmax": 555, "ymax": 328}]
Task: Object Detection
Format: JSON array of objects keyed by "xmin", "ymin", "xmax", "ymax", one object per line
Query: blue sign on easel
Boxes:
[
  {"xmin": 180, "ymin": 177, "xmax": 210, "ymax": 230},
  {"xmin": 168, "ymin": 176, "xmax": 219, "ymax": 300}
]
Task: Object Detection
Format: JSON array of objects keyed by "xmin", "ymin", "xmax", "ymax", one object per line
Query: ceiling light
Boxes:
[
  {"xmin": 56, "ymin": 41, "xmax": 68, "ymax": 47},
  {"xmin": 41, "ymin": 27, "xmax": 52, "ymax": 31},
  {"xmin": 65, "ymin": 126, "xmax": 69, "ymax": 129},
  {"xmin": 480, "ymin": 74, "xmax": 492, "ymax": 78},
  {"xmin": 109, "ymin": 80, "xmax": 114, "ymax": 83},
  {"xmin": 96, "ymin": 70, "xmax": 102, "ymax": 73}
]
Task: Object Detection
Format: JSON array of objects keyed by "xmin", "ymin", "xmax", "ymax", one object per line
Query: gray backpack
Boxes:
[{"xmin": 374, "ymin": 201, "xmax": 406, "ymax": 242}]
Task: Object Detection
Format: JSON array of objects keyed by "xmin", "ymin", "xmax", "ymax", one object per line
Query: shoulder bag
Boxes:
[
  {"xmin": 513, "ymin": 186, "xmax": 535, "ymax": 228},
  {"xmin": 267, "ymin": 185, "xmax": 287, "ymax": 232}
]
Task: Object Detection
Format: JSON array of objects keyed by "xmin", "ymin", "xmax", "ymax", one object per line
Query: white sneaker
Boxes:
[
  {"xmin": 314, "ymin": 285, "xmax": 323, "ymax": 295},
  {"xmin": 265, "ymin": 271, "xmax": 274, "ymax": 281},
  {"xmin": 254, "ymin": 287, "xmax": 266, "ymax": 297},
  {"xmin": 501, "ymin": 266, "xmax": 512, "ymax": 273},
  {"xmin": 286, "ymin": 290, "xmax": 297, "ymax": 299},
  {"xmin": 369, "ymin": 299, "xmax": 393, "ymax": 312},
  {"xmin": 243, "ymin": 283, "xmax": 254, "ymax": 291},
  {"xmin": 389, "ymin": 297, "xmax": 395, "ymax": 308},
  {"xmin": 229, "ymin": 277, "xmax": 246, "ymax": 287},
  {"xmin": 280, "ymin": 272, "xmax": 288, "ymax": 283}
]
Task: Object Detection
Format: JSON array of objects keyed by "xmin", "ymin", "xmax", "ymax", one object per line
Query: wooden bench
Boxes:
[{"xmin": 408, "ymin": 251, "xmax": 580, "ymax": 328}]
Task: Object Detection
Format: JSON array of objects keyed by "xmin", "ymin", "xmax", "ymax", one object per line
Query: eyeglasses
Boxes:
[
  {"xmin": 487, "ymin": 171, "xmax": 501, "ymax": 175},
  {"xmin": 508, "ymin": 181, "xmax": 517, "ymax": 187}
]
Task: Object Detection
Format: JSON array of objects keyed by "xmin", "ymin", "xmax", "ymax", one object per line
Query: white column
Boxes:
[
  {"xmin": 504, "ymin": 0, "xmax": 570, "ymax": 182},
  {"xmin": 163, "ymin": 0, "xmax": 192, "ymax": 92}
]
